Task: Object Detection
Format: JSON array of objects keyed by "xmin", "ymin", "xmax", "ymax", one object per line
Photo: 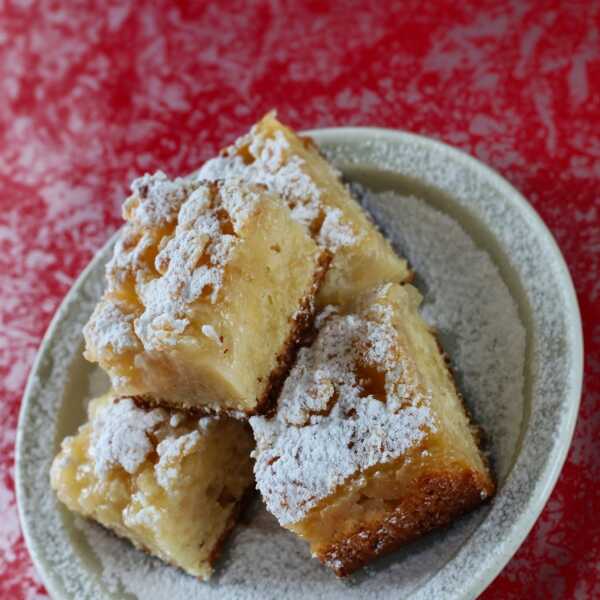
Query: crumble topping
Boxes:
[
  {"xmin": 250, "ymin": 290, "xmax": 436, "ymax": 526},
  {"xmin": 123, "ymin": 491, "xmax": 161, "ymax": 528},
  {"xmin": 316, "ymin": 206, "xmax": 355, "ymax": 250},
  {"xmin": 155, "ymin": 430, "xmax": 202, "ymax": 490},
  {"xmin": 154, "ymin": 417, "xmax": 217, "ymax": 490},
  {"xmin": 124, "ymin": 171, "xmax": 191, "ymax": 228},
  {"xmin": 86, "ymin": 176, "xmax": 262, "ymax": 358},
  {"xmin": 105, "ymin": 226, "xmax": 157, "ymax": 291},
  {"xmin": 89, "ymin": 398, "xmax": 166, "ymax": 478},
  {"xmin": 196, "ymin": 122, "xmax": 358, "ymax": 250},
  {"xmin": 88, "ymin": 396, "xmax": 216, "ymax": 485},
  {"xmin": 134, "ymin": 178, "xmax": 261, "ymax": 351},
  {"xmin": 83, "ymin": 299, "xmax": 140, "ymax": 361}
]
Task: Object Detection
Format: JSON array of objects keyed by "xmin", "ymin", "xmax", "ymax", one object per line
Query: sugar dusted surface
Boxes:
[
  {"xmin": 82, "ymin": 394, "xmax": 217, "ymax": 492},
  {"xmin": 355, "ymin": 188, "xmax": 526, "ymax": 477},
  {"xmin": 317, "ymin": 207, "xmax": 356, "ymax": 251},
  {"xmin": 251, "ymin": 302, "xmax": 436, "ymax": 526},
  {"xmin": 83, "ymin": 299, "xmax": 139, "ymax": 361},
  {"xmin": 196, "ymin": 124, "xmax": 358, "ymax": 251},
  {"xmin": 89, "ymin": 398, "xmax": 166, "ymax": 478},
  {"xmin": 85, "ymin": 177, "xmax": 262, "ymax": 367},
  {"xmin": 155, "ymin": 429, "xmax": 202, "ymax": 491},
  {"xmin": 125, "ymin": 172, "xmax": 189, "ymax": 228},
  {"xmin": 132, "ymin": 178, "xmax": 260, "ymax": 351}
]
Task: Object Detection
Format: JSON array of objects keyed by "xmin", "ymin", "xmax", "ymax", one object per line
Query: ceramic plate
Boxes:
[{"xmin": 16, "ymin": 128, "xmax": 583, "ymax": 600}]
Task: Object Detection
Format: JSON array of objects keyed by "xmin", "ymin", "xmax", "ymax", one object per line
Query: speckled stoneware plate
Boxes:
[{"xmin": 16, "ymin": 129, "xmax": 583, "ymax": 600}]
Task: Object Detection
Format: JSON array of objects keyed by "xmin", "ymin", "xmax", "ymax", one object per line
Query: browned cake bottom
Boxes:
[
  {"xmin": 206, "ymin": 485, "xmax": 257, "ymax": 569},
  {"xmin": 320, "ymin": 468, "xmax": 489, "ymax": 576},
  {"xmin": 291, "ymin": 440, "xmax": 494, "ymax": 577}
]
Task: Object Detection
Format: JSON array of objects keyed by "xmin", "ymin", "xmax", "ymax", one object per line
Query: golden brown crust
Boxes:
[
  {"xmin": 127, "ymin": 393, "xmax": 230, "ymax": 419},
  {"xmin": 255, "ymin": 248, "xmax": 332, "ymax": 417},
  {"xmin": 131, "ymin": 396, "xmax": 220, "ymax": 418},
  {"xmin": 429, "ymin": 328, "xmax": 495, "ymax": 481},
  {"xmin": 206, "ymin": 482, "xmax": 256, "ymax": 570},
  {"xmin": 403, "ymin": 269, "xmax": 416, "ymax": 285},
  {"xmin": 317, "ymin": 467, "xmax": 493, "ymax": 576}
]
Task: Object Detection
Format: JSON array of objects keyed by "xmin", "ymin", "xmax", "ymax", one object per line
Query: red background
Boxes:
[{"xmin": 0, "ymin": 2, "xmax": 598, "ymax": 598}]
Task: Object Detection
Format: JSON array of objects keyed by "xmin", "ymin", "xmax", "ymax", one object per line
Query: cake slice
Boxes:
[
  {"xmin": 197, "ymin": 112, "xmax": 411, "ymax": 308},
  {"xmin": 250, "ymin": 283, "xmax": 494, "ymax": 576},
  {"xmin": 84, "ymin": 175, "xmax": 329, "ymax": 414},
  {"xmin": 50, "ymin": 392, "xmax": 254, "ymax": 580}
]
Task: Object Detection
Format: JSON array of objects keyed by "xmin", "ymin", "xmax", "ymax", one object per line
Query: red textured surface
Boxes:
[{"xmin": 0, "ymin": 2, "xmax": 598, "ymax": 598}]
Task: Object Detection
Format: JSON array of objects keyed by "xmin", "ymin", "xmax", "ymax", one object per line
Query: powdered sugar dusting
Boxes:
[
  {"xmin": 155, "ymin": 429, "xmax": 202, "ymax": 490},
  {"xmin": 196, "ymin": 119, "xmax": 358, "ymax": 250},
  {"xmin": 133, "ymin": 179, "xmax": 260, "ymax": 351},
  {"xmin": 317, "ymin": 207, "xmax": 356, "ymax": 250},
  {"xmin": 84, "ymin": 395, "xmax": 218, "ymax": 488},
  {"xmin": 356, "ymin": 188, "xmax": 526, "ymax": 477},
  {"xmin": 251, "ymin": 289, "xmax": 435, "ymax": 526},
  {"xmin": 89, "ymin": 398, "xmax": 166, "ymax": 477},
  {"xmin": 125, "ymin": 172, "xmax": 189, "ymax": 228},
  {"xmin": 83, "ymin": 299, "xmax": 139, "ymax": 362},
  {"xmin": 86, "ymin": 177, "xmax": 261, "ymax": 367},
  {"xmin": 105, "ymin": 226, "xmax": 157, "ymax": 291}
]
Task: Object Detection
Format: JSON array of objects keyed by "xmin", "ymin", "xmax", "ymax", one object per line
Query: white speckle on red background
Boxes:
[{"xmin": 0, "ymin": 1, "xmax": 598, "ymax": 598}]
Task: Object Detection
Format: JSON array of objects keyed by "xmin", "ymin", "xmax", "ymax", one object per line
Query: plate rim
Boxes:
[
  {"xmin": 15, "ymin": 127, "xmax": 584, "ymax": 600},
  {"xmin": 15, "ymin": 228, "xmax": 121, "ymax": 600},
  {"xmin": 307, "ymin": 126, "xmax": 583, "ymax": 598}
]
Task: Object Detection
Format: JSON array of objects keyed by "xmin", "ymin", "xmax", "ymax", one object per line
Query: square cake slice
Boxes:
[
  {"xmin": 50, "ymin": 393, "xmax": 254, "ymax": 580},
  {"xmin": 197, "ymin": 112, "xmax": 411, "ymax": 308},
  {"xmin": 84, "ymin": 175, "xmax": 329, "ymax": 414},
  {"xmin": 250, "ymin": 283, "xmax": 494, "ymax": 576}
]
